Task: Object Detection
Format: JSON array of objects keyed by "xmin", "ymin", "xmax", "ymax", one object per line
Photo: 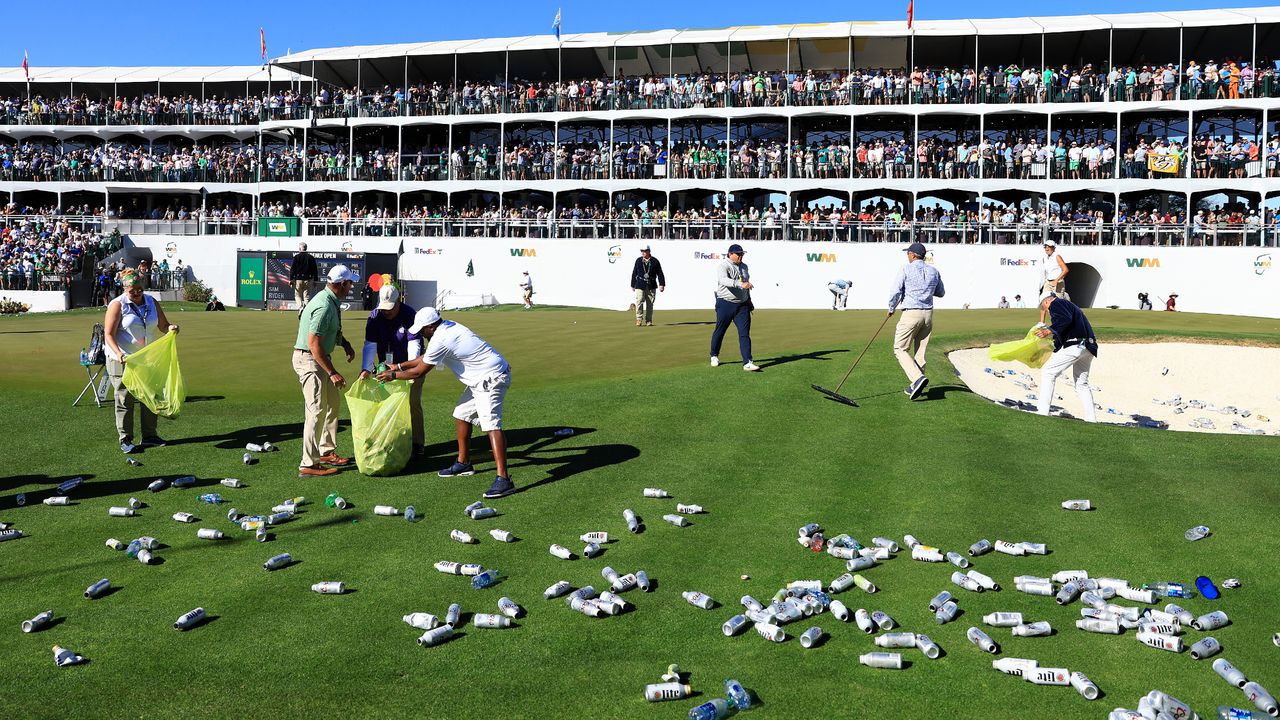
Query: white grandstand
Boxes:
[{"xmin": 1, "ymin": 8, "xmax": 1278, "ymax": 316}]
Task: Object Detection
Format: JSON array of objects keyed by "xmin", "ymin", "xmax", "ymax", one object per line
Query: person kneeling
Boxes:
[{"xmin": 378, "ymin": 307, "xmax": 516, "ymax": 499}]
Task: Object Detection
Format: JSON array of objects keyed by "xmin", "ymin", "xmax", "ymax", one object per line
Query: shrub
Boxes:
[
  {"xmin": 0, "ymin": 298, "xmax": 31, "ymax": 315},
  {"xmin": 182, "ymin": 280, "xmax": 214, "ymax": 304}
]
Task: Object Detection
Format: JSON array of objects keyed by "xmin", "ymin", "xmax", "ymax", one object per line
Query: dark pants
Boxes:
[{"xmin": 711, "ymin": 297, "xmax": 752, "ymax": 363}]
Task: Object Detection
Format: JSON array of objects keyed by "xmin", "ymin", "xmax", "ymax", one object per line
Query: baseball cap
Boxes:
[
  {"xmin": 327, "ymin": 264, "xmax": 358, "ymax": 283},
  {"xmin": 407, "ymin": 307, "xmax": 442, "ymax": 334},
  {"xmin": 904, "ymin": 242, "xmax": 926, "ymax": 256},
  {"xmin": 727, "ymin": 243, "xmax": 745, "ymax": 255},
  {"xmin": 1044, "ymin": 239, "xmax": 1057, "ymax": 247},
  {"xmin": 377, "ymin": 284, "xmax": 401, "ymax": 311},
  {"xmin": 640, "ymin": 245, "xmax": 651, "ymax": 251}
]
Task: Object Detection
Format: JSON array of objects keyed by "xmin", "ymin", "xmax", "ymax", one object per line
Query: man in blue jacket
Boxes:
[
  {"xmin": 1034, "ymin": 292, "xmax": 1098, "ymax": 422},
  {"xmin": 630, "ymin": 245, "xmax": 666, "ymax": 326}
]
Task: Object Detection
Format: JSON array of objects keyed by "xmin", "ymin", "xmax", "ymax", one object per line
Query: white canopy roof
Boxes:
[
  {"xmin": 275, "ymin": 6, "xmax": 1280, "ymax": 63},
  {"xmin": 0, "ymin": 65, "xmax": 311, "ymax": 84}
]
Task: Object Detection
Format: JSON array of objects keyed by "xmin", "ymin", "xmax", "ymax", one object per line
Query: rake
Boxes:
[{"xmin": 810, "ymin": 312, "xmax": 893, "ymax": 408}]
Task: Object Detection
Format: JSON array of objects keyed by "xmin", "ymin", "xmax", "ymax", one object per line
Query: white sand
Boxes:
[{"xmin": 949, "ymin": 342, "xmax": 1280, "ymax": 435}]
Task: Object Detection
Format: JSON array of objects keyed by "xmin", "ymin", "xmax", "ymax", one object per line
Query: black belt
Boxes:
[
  {"xmin": 1063, "ymin": 338, "xmax": 1095, "ymax": 347},
  {"xmin": 295, "ymin": 348, "xmax": 311, "ymax": 354}
]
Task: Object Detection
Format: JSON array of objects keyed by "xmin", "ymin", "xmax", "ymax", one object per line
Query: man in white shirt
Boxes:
[
  {"xmin": 519, "ymin": 271, "xmax": 534, "ymax": 309},
  {"xmin": 378, "ymin": 307, "xmax": 516, "ymax": 498}
]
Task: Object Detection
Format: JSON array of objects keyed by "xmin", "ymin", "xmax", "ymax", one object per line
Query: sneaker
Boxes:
[
  {"xmin": 710, "ymin": 356, "xmax": 720, "ymax": 367},
  {"xmin": 483, "ymin": 475, "xmax": 516, "ymax": 499},
  {"xmin": 121, "ymin": 441, "xmax": 138, "ymax": 455},
  {"xmin": 743, "ymin": 362, "xmax": 762, "ymax": 372},
  {"xmin": 138, "ymin": 436, "xmax": 167, "ymax": 448},
  {"xmin": 907, "ymin": 375, "xmax": 929, "ymax": 400},
  {"xmin": 645, "ymin": 321, "xmax": 653, "ymax": 326},
  {"xmin": 438, "ymin": 461, "xmax": 475, "ymax": 478},
  {"xmin": 298, "ymin": 465, "xmax": 338, "ymax": 478}
]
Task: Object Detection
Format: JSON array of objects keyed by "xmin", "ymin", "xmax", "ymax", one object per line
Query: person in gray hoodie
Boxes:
[{"xmin": 710, "ymin": 244, "xmax": 761, "ymax": 371}]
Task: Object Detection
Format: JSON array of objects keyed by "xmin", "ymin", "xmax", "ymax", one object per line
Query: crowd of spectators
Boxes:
[
  {"xmin": 1, "ymin": 57, "xmax": 1276, "ymax": 130},
  {"xmin": 0, "ymin": 214, "xmax": 117, "ymax": 290}
]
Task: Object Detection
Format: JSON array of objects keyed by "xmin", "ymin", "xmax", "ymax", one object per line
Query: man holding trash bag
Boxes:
[
  {"xmin": 1034, "ymin": 291, "xmax": 1098, "ymax": 422},
  {"xmin": 377, "ymin": 307, "xmax": 515, "ymax": 499},
  {"xmin": 293, "ymin": 264, "xmax": 357, "ymax": 478},
  {"xmin": 103, "ymin": 269, "xmax": 178, "ymax": 454},
  {"xmin": 360, "ymin": 283, "xmax": 426, "ymax": 457}
]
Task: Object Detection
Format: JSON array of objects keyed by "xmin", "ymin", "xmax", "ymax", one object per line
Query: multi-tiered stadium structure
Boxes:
[{"xmin": 2, "ymin": 8, "xmax": 1278, "ymax": 315}]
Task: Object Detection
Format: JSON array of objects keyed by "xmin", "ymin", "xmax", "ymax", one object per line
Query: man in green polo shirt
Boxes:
[{"xmin": 292, "ymin": 264, "xmax": 357, "ymax": 477}]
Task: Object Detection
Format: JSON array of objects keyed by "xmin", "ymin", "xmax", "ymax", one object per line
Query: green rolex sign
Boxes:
[{"xmin": 238, "ymin": 256, "xmax": 266, "ymax": 303}]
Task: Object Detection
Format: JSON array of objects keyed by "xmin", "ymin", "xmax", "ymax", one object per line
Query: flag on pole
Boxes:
[
  {"xmin": 907, "ymin": 0, "xmax": 914, "ymax": 29},
  {"xmin": 552, "ymin": 8, "xmax": 561, "ymax": 42},
  {"xmin": 22, "ymin": 50, "xmax": 29, "ymax": 81},
  {"xmin": 260, "ymin": 28, "xmax": 267, "ymax": 61}
]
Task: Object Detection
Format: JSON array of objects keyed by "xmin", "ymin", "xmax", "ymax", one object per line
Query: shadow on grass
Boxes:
[
  {"xmin": 758, "ymin": 348, "xmax": 848, "ymax": 369},
  {"xmin": 0, "ymin": 329, "xmax": 71, "ymax": 334},
  {"xmin": 165, "ymin": 420, "xmax": 348, "ymax": 449},
  {"xmin": 923, "ymin": 384, "xmax": 973, "ymax": 401},
  {"xmin": 0, "ymin": 474, "xmax": 225, "ymax": 510},
  {"xmin": 186, "ymin": 395, "xmax": 225, "ymax": 403},
  {"xmin": 665, "ymin": 321, "xmax": 715, "ymax": 326},
  {"xmin": 417, "ymin": 426, "xmax": 640, "ymax": 495}
]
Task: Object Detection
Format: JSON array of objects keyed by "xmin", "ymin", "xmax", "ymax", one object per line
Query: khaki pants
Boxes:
[
  {"xmin": 634, "ymin": 288, "xmax": 656, "ymax": 323},
  {"xmin": 293, "ymin": 349, "xmax": 339, "ymax": 467},
  {"xmin": 1041, "ymin": 278, "xmax": 1070, "ymax": 301},
  {"xmin": 293, "ymin": 280, "xmax": 317, "ymax": 311},
  {"xmin": 107, "ymin": 356, "xmax": 157, "ymax": 443},
  {"xmin": 893, "ymin": 309, "xmax": 933, "ymax": 383},
  {"xmin": 409, "ymin": 375, "xmax": 425, "ymax": 447}
]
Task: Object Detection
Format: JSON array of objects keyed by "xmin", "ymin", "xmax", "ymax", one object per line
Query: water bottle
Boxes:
[
  {"xmin": 1025, "ymin": 667, "xmax": 1071, "ymax": 686},
  {"xmin": 404, "ymin": 506, "xmax": 416, "ymax": 522},
  {"xmin": 983, "ymin": 612, "xmax": 1023, "ymax": 627},
  {"xmin": 105, "ymin": 538, "xmax": 125, "ymax": 550},
  {"xmin": 916, "ymin": 634, "xmax": 942, "ymax": 659},
  {"xmin": 126, "ymin": 457, "xmax": 141, "ymax": 466},
  {"xmin": 470, "ymin": 507, "xmax": 497, "ymax": 520},
  {"xmin": 928, "ymin": 591, "xmax": 952, "ymax": 613},
  {"xmin": 148, "ymin": 479, "xmax": 166, "ymax": 492},
  {"xmin": 497, "ymin": 597, "xmax": 521, "ymax": 618},
  {"xmin": 80, "ymin": 348, "xmax": 88, "ymax": 365},
  {"xmin": 935, "ymin": 600, "xmax": 960, "ymax": 625},
  {"xmin": 471, "ymin": 569, "xmax": 500, "ymax": 589},
  {"xmin": 263, "ymin": 553, "xmax": 291, "ymax": 571},
  {"xmin": 416, "ymin": 626, "xmax": 453, "ymax": 647},
  {"xmin": 643, "ymin": 487, "xmax": 670, "ymax": 498},
  {"xmin": 1190, "ymin": 637, "xmax": 1223, "ymax": 660},
  {"xmin": 490, "ymin": 529, "xmax": 515, "ymax": 542},
  {"xmin": 724, "ymin": 679, "xmax": 751, "ymax": 710},
  {"xmin": 1070, "ymin": 672, "xmax": 1100, "ymax": 701},
  {"xmin": 859, "ymin": 652, "xmax": 904, "ymax": 669},
  {"xmin": 688, "ymin": 698, "xmax": 730, "ymax": 720},
  {"xmin": 1192, "ymin": 611, "xmax": 1230, "ymax": 631},
  {"xmin": 53, "ymin": 644, "xmax": 82, "ymax": 667},
  {"xmin": 198, "ymin": 493, "xmax": 222, "ymax": 505},
  {"xmin": 311, "ymin": 582, "xmax": 345, "ymax": 594},
  {"xmin": 874, "ymin": 632, "xmax": 917, "ymax": 648},
  {"xmin": 553, "ymin": 428, "xmax": 574, "ymax": 437},
  {"xmin": 403, "ymin": 613, "xmax": 439, "ymax": 630},
  {"xmin": 1143, "ymin": 581, "xmax": 1196, "ymax": 599},
  {"xmin": 1242, "ymin": 684, "xmax": 1279, "ymax": 718},
  {"xmin": 966, "ymin": 627, "xmax": 999, "ymax": 653},
  {"xmin": 1219, "ymin": 706, "xmax": 1266, "ymax": 719},
  {"xmin": 968, "ymin": 539, "xmax": 993, "ymax": 556},
  {"xmin": 623, "ymin": 508, "xmax": 640, "ymax": 533},
  {"xmin": 1012, "ymin": 621, "xmax": 1053, "ymax": 637},
  {"xmin": 84, "ymin": 579, "xmax": 111, "ymax": 599},
  {"xmin": 545, "ymin": 580, "xmax": 572, "ymax": 599},
  {"xmin": 446, "ymin": 604, "xmax": 462, "ymax": 627},
  {"xmin": 636, "ymin": 570, "xmax": 651, "ymax": 592},
  {"xmin": 324, "ymin": 492, "xmax": 347, "ymax": 508},
  {"xmin": 473, "ymin": 613, "xmax": 512, "ymax": 628},
  {"xmin": 993, "ymin": 658, "xmax": 1038, "ymax": 676},
  {"xmin": 172, "ymin": 476, "xmax": 196, "ymax": 488},
  {"xmin": 682, "ymin": 591, "xmax": 714, "ymax": 609}
]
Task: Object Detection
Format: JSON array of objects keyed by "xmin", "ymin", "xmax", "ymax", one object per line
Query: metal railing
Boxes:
[{"xmin": 3, "ymin": 76, "xmax": 1278, "ymax": 129}]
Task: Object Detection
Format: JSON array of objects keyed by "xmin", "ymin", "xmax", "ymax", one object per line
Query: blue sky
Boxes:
[{"xmin": 17, "ymin": 0, "xmax": 1240, "ymax": 67}]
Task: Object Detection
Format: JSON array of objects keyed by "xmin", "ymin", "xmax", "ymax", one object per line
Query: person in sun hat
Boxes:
[
  {"xmin": 1165, "ymin": 292, "xmax": 1178, "ymax": 311},
  {"xmin": 630, "ymin": 244, "xmax": 666, "ymax": 326},
  {"xmin": 1038, "ymin": 238, "xmax": 1070, "ymax": 324},
  {"xmin": 378, "ymin": 307, "xmax": 516, "ymax": 499},
  {"xmin": 888, "ymin": 241, "xmax": 944, "ymax": 400},
  {"xmin": 293, "ymin": 264, "xmax": 358, "ymax": 478},
  {"xmin": 360, "ymin": 282, "xmax": 426, "ymax": 456},
  {"xmin": 710, "ymin": 243, "xmax": 760, "ymax": 371},
  {"xmin": 1034, "ymin": 291, "xmax": 1097, "ymax": 422},
  {"xmin": 103, "ymin": 268, "xmax": 179, "ymax": 454}
]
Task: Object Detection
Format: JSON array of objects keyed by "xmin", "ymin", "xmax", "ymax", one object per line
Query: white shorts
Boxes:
[{"xmin": 453, "ymin": 370, "xmax": 511, "ymax": 432}]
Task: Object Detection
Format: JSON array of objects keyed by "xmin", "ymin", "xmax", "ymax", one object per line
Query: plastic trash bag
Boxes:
[
  {"xmin": 345, "ymin": 376, "xmax": 412, "ymax": 476},
  {"xmin": 987, "ymin": 328, "xmax": 1054, "ymax": 369},
  {"xmin": 121, "ymin": 332, "xmax": 186, "ymax": 419}
]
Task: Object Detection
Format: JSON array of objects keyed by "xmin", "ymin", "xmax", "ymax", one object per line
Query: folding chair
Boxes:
[{"xmin": 74, "ymin": 323, "xmax": 110, "ymax": 408}]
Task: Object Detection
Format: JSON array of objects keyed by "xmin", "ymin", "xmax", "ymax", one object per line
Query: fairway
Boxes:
[{"xmin": 2, "ymin": 305, "xmax": 1279, "ymax": 719}]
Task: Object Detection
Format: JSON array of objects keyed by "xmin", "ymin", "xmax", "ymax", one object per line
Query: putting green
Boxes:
[{"xmin": 1, "ymin": 304, "xmax": 1278, "ymax": 719}]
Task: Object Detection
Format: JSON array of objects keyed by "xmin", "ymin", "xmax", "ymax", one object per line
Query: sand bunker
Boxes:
[{"xmin": 949, "ymin": 342, "xmax": 1280, "ymax": 436}]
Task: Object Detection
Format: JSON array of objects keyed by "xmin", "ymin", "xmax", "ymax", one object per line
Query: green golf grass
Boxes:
[{"xmin": 2, "ymin": 304, "xmax": 1278, "ymax": 719}]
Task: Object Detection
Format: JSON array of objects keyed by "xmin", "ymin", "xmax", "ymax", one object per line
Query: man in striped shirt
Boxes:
[{"xmin": 888, "ymin": 242, "xmax": 945, "ymax": 400}]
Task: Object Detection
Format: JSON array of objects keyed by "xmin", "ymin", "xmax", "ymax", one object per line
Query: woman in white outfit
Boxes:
[
  {"xmin": 1038, "ymin": 239, "xmax": 1070, "ymax": 324},
  {"xmin": 103, "ymin": 269, "xmax": 178, "ymax": 453}
]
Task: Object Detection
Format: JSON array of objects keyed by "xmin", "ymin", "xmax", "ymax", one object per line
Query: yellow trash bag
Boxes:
[
  {"xmin": 121, "ymin": 332, "xmax": 186, "ymax": 419},
  {"xmin": 987, "ymin": 327, "xmax": 1054, "ymax": 369},
  {"xmin": 344, "ymin": 376, "xmax": 412, "ymax": 476}
]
